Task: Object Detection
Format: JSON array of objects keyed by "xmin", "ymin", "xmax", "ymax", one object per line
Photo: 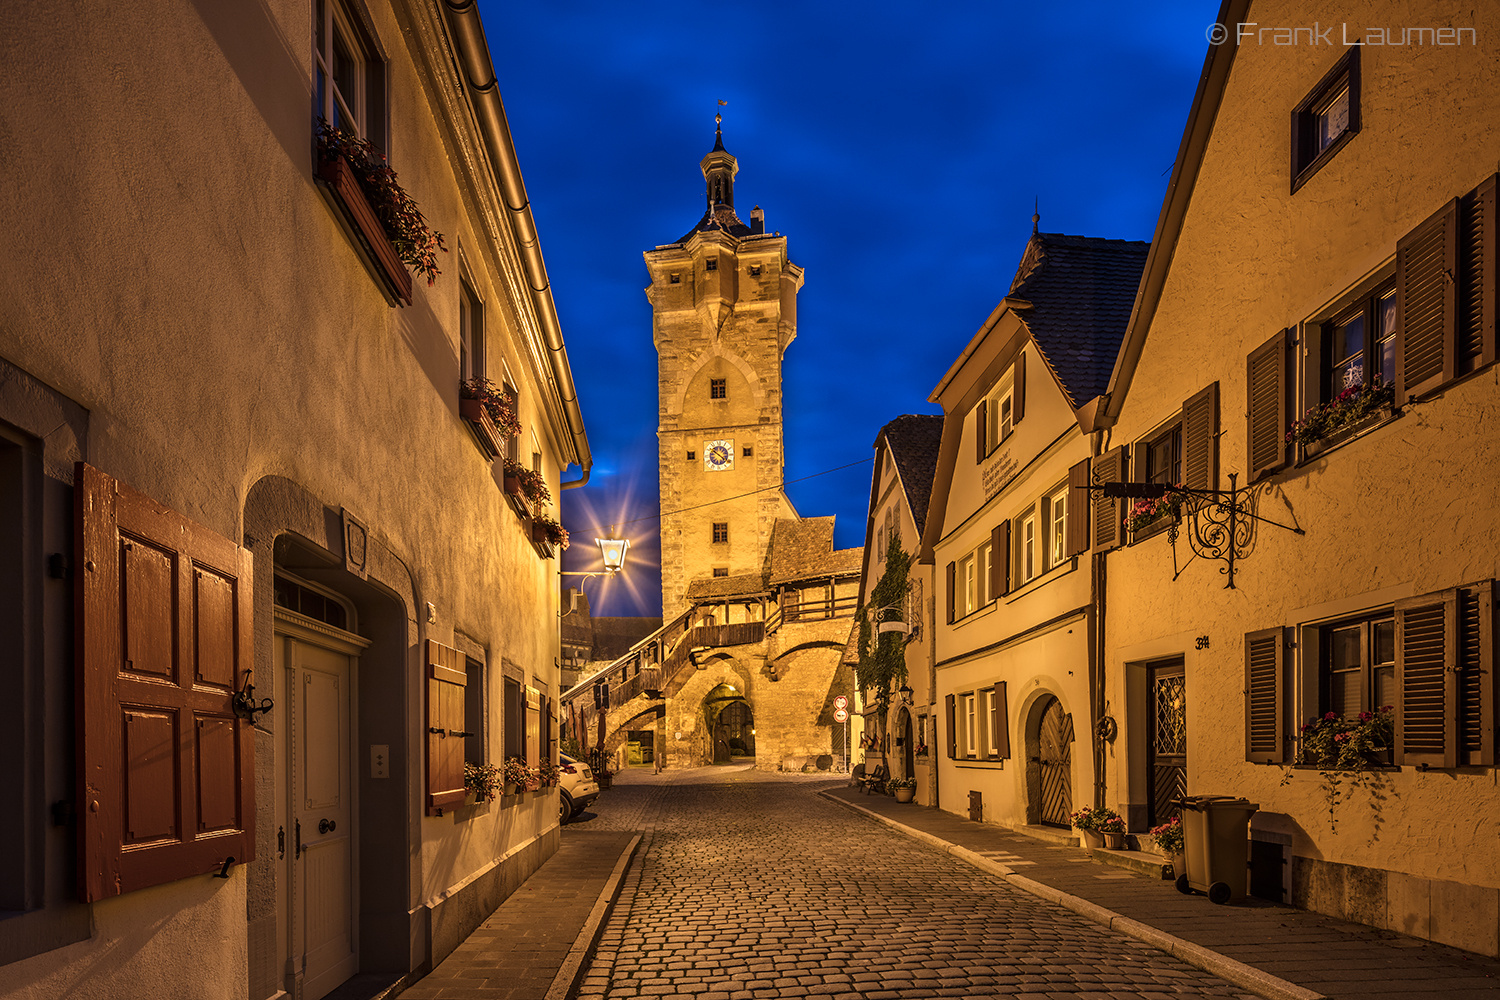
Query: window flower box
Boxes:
[
  {"xmin": 459, "ymin": 398, "xmax": 503, "ymax": 459},
  {"xmin": 1290, "ymin": 380, "xmax": 1396, "ymax": 457},
  {"xmin": 1127, "ymin": 490, "xmax": 1182, "ymax": 537},
  {"xmin": 1301, "ymin": 405, "xmax": 1395, "ymax": 459},
  {"xmin": 315, "ymin": 154, "xmax": 414, "ymax": 306},
  {"xmin": 1296, "ymin": 708, "xmax": 1394, "ymax": 770},
  {"xmin": 530, "ymin": 513, "xmax": 568, "ymax": 559}
]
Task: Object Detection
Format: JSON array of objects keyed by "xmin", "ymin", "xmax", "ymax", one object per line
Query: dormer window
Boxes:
[{"xmin": 1291, "ymin": 49, "xmax": 1360, "ymax": 193}]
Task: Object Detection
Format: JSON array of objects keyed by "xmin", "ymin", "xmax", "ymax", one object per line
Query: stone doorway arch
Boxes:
[
  {"xmin": 1025, "ymin": 694, "xmax": 1074, "ymax": 828},
  {"xmin": 703, "ymin": 683, "xmax": 755, "ymax": 763}
]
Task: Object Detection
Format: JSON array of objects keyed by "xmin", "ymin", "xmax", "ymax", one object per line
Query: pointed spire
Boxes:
[
  {"xmin": 1032, "ymin": 197, "xmax": 1040, "ymax": 235},
  {"xmin": 713, "ymin": 110, "xmax": 725, "ymax": 152},
  {"xmin": 701, "ymin": 105, "xmax": 737, "ymax": 210}
]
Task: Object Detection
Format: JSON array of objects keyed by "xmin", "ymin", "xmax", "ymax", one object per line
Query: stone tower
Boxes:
[{"xmin": 645, "ymin": 119, "xmax": 804, "ymax": 615}]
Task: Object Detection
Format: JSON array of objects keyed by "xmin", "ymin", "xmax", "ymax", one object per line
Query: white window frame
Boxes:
[
  {"xmin": 985, "ymin": 374, "xmax": 1015, "ymax": 453},
  {"xmin": 315, "ymin": 0, "xmax": 368, "ymax": 137},
  {"xmin": 1046, "ymin": 485, "xmax": 1068, "ymax": 570},
  {"xmin": 960, "ymin": 554, "xmax": 976, "ymax": 616},
  {"xmin": 459, "ymin": 276, "xmax": 484, "ymax": 383},
  {"xmin": 962, "ymin": 692, "xmax": 978, "ymax": 759},
  {"xmin": 1019, "ymin": 513, "xmax": 1037, "ymax": 584}
]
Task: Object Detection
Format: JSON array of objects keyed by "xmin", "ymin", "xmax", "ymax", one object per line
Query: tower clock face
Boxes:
[{"xmin": 703, "ymin": 439, "xmax": 734, "ymax": 471}]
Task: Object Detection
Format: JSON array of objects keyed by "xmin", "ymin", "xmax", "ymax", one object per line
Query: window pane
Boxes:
[
  {"xmin": 1316, "ymin": 85, "xmax": 1349, "ymax": 151},
  {"xmin": 1372, "ymin": 619, "xmax": 1394, "ymax": 667},
  {"xmin": 1330, "ymin": 624, "xmax": 1361, "ymax": 672},
  {"xmin": 1376, "ymin": 292, "xmax": 1397, "ymax": 385},
  {"xmin": 1330, "ymin": 670, "xmax": 1361, "ymax": 717},
  {"xmin": 1374, "ymin": 666, "xmax": 1396, "ymax": 712},
  {"xmin": 999, "ymin": 394, "xmax": 1012, "ymax": 438}
]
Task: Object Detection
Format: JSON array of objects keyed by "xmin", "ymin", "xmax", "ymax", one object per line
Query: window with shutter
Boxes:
[
  {"xmin": 1244, "ymin": 627, "xmax": 1288, "ymax": 763},
  {"xmin": 974, "ymin": 399, "xmax": 987, "ymax": 462},
  {"xmin": 1247, "ymin": 328, "xmax": 1291, "ymax": 479},
  {"xmin": 990, "ymin": 521, "xmax": 1009, "ymax": 599},
  {"xmin": 1458, "ymin": 175, "xmax": 1498, "ymax": 375},
  {"xmin": 1066, "ymin": 459, "xmax": 1091, "ymax": 556},
  {"xmin": 945, "ymin": 694, "xmax": 956, "ymax": 759},
  {"xmin": 1091, "ymin": 446, "xmax": 1125, "ymax": 552},
  {"xmin": 1012, "ymin": 349, "xmax": 1026, "ymax": 426},
  {"xmin": 426, "ymin": 640, "xmax": 467, "ymax": 815},
  {"xmin": 989, "ymin": 681, "xmax": 1010, "ymax": 759},
  {"xmin": 75, "ymin": 463, "xmax": 254, "ymax": 902},
  {"xmin": 1395, "ymin": 199, "xmax": 1459, "ymax": 404},
  {"xmin": 1180, "ymin": 382, "xmax": 1219, "ymax": 491},
  {"xmin": 1458, "ymin": 581, "xmax": 1495, "ymax": 766},
  {"xmin": 503, "ymin": 676, "xmax": 523, "ymax": 762},
  {"xmin": 945, "ymin": 562, "xmax": 955, "ymax": 624},
  {"xmin": 1395, "ymin": 590, "xmax": 1458, "ymax": 768}
]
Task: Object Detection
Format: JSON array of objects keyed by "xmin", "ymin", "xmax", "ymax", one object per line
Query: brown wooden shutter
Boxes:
[
  {"xmin": 990, "ymin": 521, "xmax": 1009, "ymax": 599},
  {"xmin": 1244, "ymin": 626, "xmax": 1288, "ymax": 763},
  {"xmin": 1247, "ymin": 328, "xmax": 1292, "ymax": 479},
  {"xmin": 1065, "ymin": 458, "xmax": 1091, "ymax": 557},
  {"xmin": 1180, "ymin": 382, "xmax": 1219, "ymax": 491},
  {"xmin": 1012, "ymin": 350, "xmax": 1026, "ymax": 426},
  {"xmin": 1395, "ymin": 199, "xmax": 1459, "ymax": 405},
  {"xmin": 1091, "ymin": 446, "xmax": 1125, "ymax": 552},
  {"xmin": 974, "ymin": 400, "xmax": 987, "ymax": 461},
  {"xmin": 75, "ymin": 463, "xmax": 255, "ymax": 902},
  {"xmin": 945, "ymin": 561, "xmax": 956, "ymax": 624},
  {"xmin": 1395, "ymin": 589, "xmax": 1458, "ymax": 769},
  {"xmin": 426, "ymin": 640, "xmax": 467, "ymax": 814},
  {"xmin": 1458, "ymin": 175, "xmax": 1497, "ymax": 374},
  {"xmin": 945, "ymin": 694, "xmax": 957, "ymax": 759},
  {"xmin": 1458, "ymin": 580, "xmax": 1495, "ymax": 766},
  {"xmin": 990, "ymin": 682, "xmax": 1010, "ymax": 759}
]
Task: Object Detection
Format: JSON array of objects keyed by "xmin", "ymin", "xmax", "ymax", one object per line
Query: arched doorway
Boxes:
[
  {"xmin": 1027, "ymin": 695, "xmax": 1073, "ymax": 828},
  {"xmin": 703, "ymin": 683, "xmax": 754, "ymax": 764}
]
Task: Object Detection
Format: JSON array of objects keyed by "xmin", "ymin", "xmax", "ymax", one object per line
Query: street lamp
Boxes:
[{"xmin": 560, "ymin": 534, "xmax": 632, "ymax": 617}]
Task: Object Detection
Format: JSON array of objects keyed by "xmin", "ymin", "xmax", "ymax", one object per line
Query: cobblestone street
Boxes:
[{"xmin": 573, "ymin": 767, "xmax": 1257, "ymax": 999}]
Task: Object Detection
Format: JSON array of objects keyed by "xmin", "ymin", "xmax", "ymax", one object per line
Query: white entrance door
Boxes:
[{"xmin": 276, "ymin": 624, "xmax": 362, "ymax": 1000}]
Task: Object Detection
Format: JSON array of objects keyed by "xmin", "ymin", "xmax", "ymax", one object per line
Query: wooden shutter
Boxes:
[
  {"xmin": 1091, "ymin": 446, "xmax": 1125, "ymax": 552},
  {"xmin": 1180, "ymin": 382, "xmax": 1219, "ymax": 491},
  {"xmin": 989, "ymin": 682, "xmax": 1010, "ymax": 759},
  {"xmin": 1458, "ymin": 580, "xmax": 1496, "ymax": 766},
  {"xmin": 1395, "ymin": 199, "xmax": 1459, "ymax": 405},
  {"xmin": 945, "ymin": 561, "xmax": 956, "ymax": 624},
  {"xmin": 1395, "ymin": 590, "xmax": 1458, "ymax": 769},
  {"xmin": 426, "ymin": 640, "xmax": 467, "ymax": 814},
  {"xmin": 1244, "ymin": 627, "xmax": 1288, "ymax": 763},
  {"xmin": 990, "ymin": 521, "xmax": 1010, "ymax": 599},
  {"xmin": 1065, "ymin": 458, "xmax": 1091, "ymax": 557},
  {"xmin": 75, "ymin": 462, "xmax": 255, "ymax": 902},
  {"xmin": 945, "ymin": 694, "xmax": 957, "ymax": 759},
  {"xmin": 1247, "ymin": 328, "xmax": 1292, "ymax": 479},
  {"xmin": 1458, "ymin": 175, "xmax": 1498, "ymax": 374},
  {"xmin": 1012, "ymin": 350, "xmax": 1026, "ymax": 426},
  {"xmin": 974, "ymin": 400, "xmax": 987, "ymax": 461}
]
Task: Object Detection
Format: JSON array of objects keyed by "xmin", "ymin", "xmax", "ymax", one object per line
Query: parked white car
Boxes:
[{"xmin": 558, "ymin": 753, "xmax": 600, "ymax": 824}]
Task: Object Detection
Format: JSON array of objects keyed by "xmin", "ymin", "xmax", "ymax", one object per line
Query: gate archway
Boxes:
[
  {"xmin": 703, "ymin": 683, "xmax": 754, "ymax": 763},
  {"xmin": 1026, "ymin": 695, "xmax": 1073, "ymax": 828}
]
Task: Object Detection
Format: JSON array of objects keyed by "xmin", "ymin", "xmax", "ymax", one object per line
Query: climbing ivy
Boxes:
[{"xmin": 855, "ymin": 535, "xmax": 912, "ymax": 708}]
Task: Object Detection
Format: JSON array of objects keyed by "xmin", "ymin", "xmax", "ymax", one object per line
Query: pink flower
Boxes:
[{"xmin": 1324, "ymin": 712, "xmax": 1337, "ymax": 721}]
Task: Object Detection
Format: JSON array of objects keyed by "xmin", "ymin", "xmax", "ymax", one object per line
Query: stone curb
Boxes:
[
  {"xmin": 544, "ymin": 833, "xmax": 643, "ymax": 1000},
  {"xmin": 820, "ymin": 791, "xmax": 1327, "ymax": 1000}
]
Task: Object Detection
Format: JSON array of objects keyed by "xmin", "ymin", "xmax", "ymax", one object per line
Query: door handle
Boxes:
[
  {"xmin": 295, "ymin": 819, "xmax": 302, "ymax": 859},
  {"xmin": 319, "ymin": 818, "xmax": 337, "ymax": 835}
]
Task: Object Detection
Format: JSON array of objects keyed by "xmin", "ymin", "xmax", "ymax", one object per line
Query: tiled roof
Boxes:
[
  {"xmin": 685, "ymin": 572, "xmax": 770, "ymax": 600},
  {"xmin": 1008, "ymin": 232, "xmax": 1149, "ymax": 408},
  {"xmin": 877, "ymin": 414, "xmax": 944, "ymax": 532},
  {"xmin": 590, "ymin": 617, "xmax": 663, "ymax": 661},
  {"xmin": 674, "ymin": 205, "xmax": 752, "ymax": 245},
  {"xmin": 767, "ymin": 517, "xmax": 863, "ymax": 585}
]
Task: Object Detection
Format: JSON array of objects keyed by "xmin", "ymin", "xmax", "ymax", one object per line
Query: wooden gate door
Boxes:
[
  {"xmin": 1148, "ymin": 660, "xmax": 1187, "ymax": 826},
  {"xmin": 281, "ymin": 633, "xmax": 359, "ymax": 1000},
  {"xmin": 1037, "ymin": 697, "xmax": 1073, "ymax": 827},
  {"xmin": 902, "ymin": 714, "xmax": 914, "ymax": 777}
]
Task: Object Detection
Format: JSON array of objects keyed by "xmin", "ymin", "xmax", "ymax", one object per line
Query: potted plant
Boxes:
[
  {"xmin": 531, "ymin": 512, "xmax": 570, "ymax": 555},
  {"xmin": 1296, "ymin": 707, "xmax": 1394, "ymax": 769},
  {"xmin": 1287, "ymin": 377, "xmax": 1396, "ymax": 455},
  {"xmin": 502, "ymin": 458, "xmax": 552, "ymax": 510},
  {"xmin": 1127, "ymin": 488, "xmax": 1182, "ymax": 535},
  {"xmin": 458, "ymin": 378, "xmax": 521, "ymax": 459},
  {"xmin": 1071, "ymin": 805, "xmax": 1123, "ymax": 849},
  {"xmin": 537, "ymin": 758, "xmax": 560, "ymax": 788},
  {"xmin": 315, "ymin": 118, "xmax": 447, "ymax": 304},
  {"xmin": 463, "ymin": 760, "xmax": 502, "ymax": 804},
  {"xmin": 1150, "ymin": 814, "xmax": 1185, "ymax": 876},
  {"xmin": 502, "ymin": 757, "xmax": 532, "ymax": 796},
  {"xmin": 888, "ymin": 777, "xmax": 917, "ymax": 803},
  {"xmin": 1098, "ymin": 812, "xmax": 1127, "ymax": 850}
]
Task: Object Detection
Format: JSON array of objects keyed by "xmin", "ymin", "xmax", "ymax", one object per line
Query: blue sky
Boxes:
[{"xmin": 487, "ymin": 2, "xmax": 1220, "ymax": 615}]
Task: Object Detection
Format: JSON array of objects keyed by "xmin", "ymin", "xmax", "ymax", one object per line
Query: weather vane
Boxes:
[{"xmin": 716, "ymin": 98, "xmax": 726, "ymax": 130}]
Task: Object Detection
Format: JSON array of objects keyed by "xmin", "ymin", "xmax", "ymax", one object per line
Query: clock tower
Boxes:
[{"xmin": 645, "ymin": 119, "xmax": 804, "ymax": 615}]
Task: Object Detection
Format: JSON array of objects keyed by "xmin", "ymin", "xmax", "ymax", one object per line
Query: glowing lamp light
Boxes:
[{"xmin": 596, "ymin": 536, "xmax": 629, "ymax": 574}]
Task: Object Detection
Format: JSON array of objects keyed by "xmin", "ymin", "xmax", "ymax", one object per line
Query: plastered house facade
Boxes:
[
  {"xmin": 1089, "ymin": 0, "xmax": 1500, "ymax": 956},
  {"xmin": 0, "ymin": 2, "xmax": 589, "ymax": 998}
]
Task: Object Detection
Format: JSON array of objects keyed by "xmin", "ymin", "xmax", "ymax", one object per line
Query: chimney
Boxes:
[{"xmin": 750, "ymin": 206, "xmax": 765, "ymax": 235}]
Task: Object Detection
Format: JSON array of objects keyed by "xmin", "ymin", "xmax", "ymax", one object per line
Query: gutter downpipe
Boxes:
[{"xmin": 440, "ymin": 0, "xmax": 592, "ymax": 488}]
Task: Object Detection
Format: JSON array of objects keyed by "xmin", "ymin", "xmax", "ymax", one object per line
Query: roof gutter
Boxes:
[
  {"xmin": 439, "ymin": 0, "xmax": 592, "ymax": 487},
  {"xmin": 1098, "ymin": 0, "xmax": 1250, "ymax": 428}
]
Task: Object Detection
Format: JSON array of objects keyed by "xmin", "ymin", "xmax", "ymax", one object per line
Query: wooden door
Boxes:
[
  {"xmin": 1148, "ymin": 660, "xmax": 1187, "ymax": 826},
  {"xmin": 1037, "ymin": 697, "xmax": 1073, "ymax": 827},
  {"xmin": 902, "ymin": 714, "xmax": 914, "ymax": 777},
  {"xmin": 283, "ymin": 637, "xmax": 356, "ymax": 1000}
]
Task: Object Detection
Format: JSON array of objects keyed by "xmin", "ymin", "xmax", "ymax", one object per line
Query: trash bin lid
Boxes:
[{"xmin": 1175, "ymin": 795, "xmax": 1259, "ymax": 810}]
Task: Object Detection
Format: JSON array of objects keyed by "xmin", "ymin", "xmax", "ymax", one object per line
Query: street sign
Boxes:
[
  {"xmin": 833, "ymin": 707, "xmax": 848, "ymax": 723},
  {"xmin": 833, "ymin": 694, "xmax": 848, "ymax": 710}
]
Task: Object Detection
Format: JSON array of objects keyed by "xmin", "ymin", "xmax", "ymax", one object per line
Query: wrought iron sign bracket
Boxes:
[{"xmin": 1089, "ymin": 473, "xmax": 1304, "ymax": 588}]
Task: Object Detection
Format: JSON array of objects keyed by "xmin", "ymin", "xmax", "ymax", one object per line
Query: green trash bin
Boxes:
[{"xmin": 1174, "ymin": 795, "xmax": 1258, "ymax": 904}]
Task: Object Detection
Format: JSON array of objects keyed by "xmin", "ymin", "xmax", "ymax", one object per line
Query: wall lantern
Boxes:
[
  {"xmin": 898, "ymin": 682, "xmax": 914, "ymax": 705},
  {"xmin": 597, "ymin": 536, "xmax": 629, "ymax": 574}
]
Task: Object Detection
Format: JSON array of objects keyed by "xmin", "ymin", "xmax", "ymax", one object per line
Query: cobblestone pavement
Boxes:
[{"xmin": 573, "ymin": 767, "xmax": 1257, "ymax": 999}]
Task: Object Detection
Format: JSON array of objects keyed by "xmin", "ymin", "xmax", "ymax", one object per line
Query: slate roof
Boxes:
[
  {"xmin": 674, "ymin": 204, "xmax": 752, "ymax": 245},
  {"xmin": 877, "ymin": 414, "xmax": 944, "ymax": 533},
  {"xmin": 1008, "ymin": 232, "xmax": 1149, "ymax": 408},
  {"xmin": 767, "ymin": 517, "xmax": 863, "ymax": 586},
  {"xmin": 590, "ymin": 617, "xmax": 663, "ymax": 661}
]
